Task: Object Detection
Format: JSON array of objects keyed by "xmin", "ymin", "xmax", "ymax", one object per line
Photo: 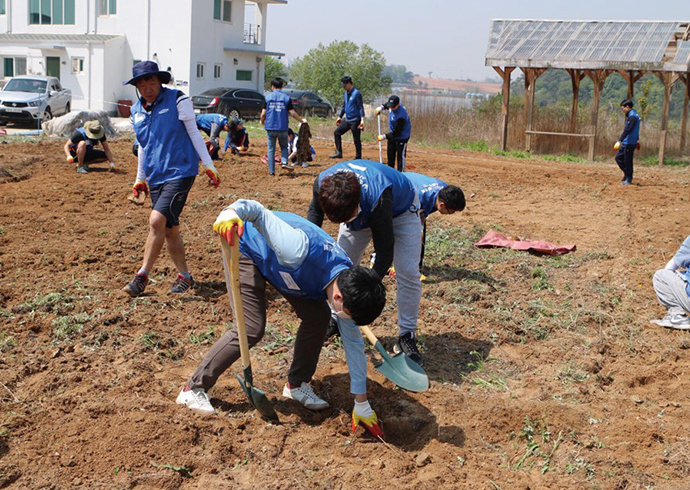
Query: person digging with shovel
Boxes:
[{"xmin": 177, "ymin": 199, "xmax": 387, "ymax": 438}]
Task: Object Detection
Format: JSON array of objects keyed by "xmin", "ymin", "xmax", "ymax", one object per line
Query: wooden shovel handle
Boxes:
[
  {"xmin": 220, "ymin": 237, "xmax": 251, "ymax": 371},
  {"xmin": 359, "ymin": 324, "xmax": 379, "ymax": 347}
]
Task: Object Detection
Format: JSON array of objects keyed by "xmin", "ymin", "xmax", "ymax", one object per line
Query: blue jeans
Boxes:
[{"xmin": 266, "ymin": 130, "xmax": 288, "ymax": 174}]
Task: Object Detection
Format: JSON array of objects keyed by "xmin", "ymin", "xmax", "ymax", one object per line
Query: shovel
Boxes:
[
  {"xmin": 360, "ymin": 325, "xmax": 429, "ymax": 393},
  {"xmin": 220, "ymin": 237, "xmax": 280, "ymax": 423},
  {"xmin": 377, "ymin": 113, "xmax": 383, "ymax": 164}
]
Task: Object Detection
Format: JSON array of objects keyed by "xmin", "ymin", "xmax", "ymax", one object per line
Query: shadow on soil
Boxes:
[{"xmin": 422, "ymin": 264, "xmax": 503, "ymax": 288}]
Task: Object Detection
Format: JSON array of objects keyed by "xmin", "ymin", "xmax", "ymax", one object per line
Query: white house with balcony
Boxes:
[{"xmin": 0, "ymin": 0, "xmax": 286, "ymax": 113}]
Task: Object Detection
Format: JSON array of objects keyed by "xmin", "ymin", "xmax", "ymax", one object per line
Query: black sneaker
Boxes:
[
  {"xmin": 394, "ymin": 332, "xmax": 423, "ymax": 366},
  {"xmin": 123, "ymin": 273, "xmax": 148, "ymax": 298},
  {"xmin": 329, "ymin": 153, "xmax": 343, "ymax": 159},
  {"xmin": 170, "ymin": 274, "xmax": 195, "ymax": 294},
  {"xmin": 326, "ymin": 318, "xmax": 340, "ymax": 339}
]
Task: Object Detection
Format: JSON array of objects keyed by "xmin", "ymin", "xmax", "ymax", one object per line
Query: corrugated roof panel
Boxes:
[{"xmin": 675, "ymin": 41, "xmax": 690, "ymax": 65}]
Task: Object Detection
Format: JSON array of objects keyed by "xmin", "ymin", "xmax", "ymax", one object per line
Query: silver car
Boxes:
[{"xmin": 0, "ymin": 76, "xmax": 72, "ymax": 125}]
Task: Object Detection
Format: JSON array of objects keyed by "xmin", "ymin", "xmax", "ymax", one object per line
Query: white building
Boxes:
[{"xmin": 0, "ymin": 0, "xmax": 286, "ymax": 113}]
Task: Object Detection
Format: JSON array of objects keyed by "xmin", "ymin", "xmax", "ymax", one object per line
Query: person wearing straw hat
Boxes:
[
  {"xmin": 63, "ymin": 120, "xmax": 116, "ymax": 174},
  {"xmin": 121, "ymin": 60, "xmax": 221, "ymax": 297}
]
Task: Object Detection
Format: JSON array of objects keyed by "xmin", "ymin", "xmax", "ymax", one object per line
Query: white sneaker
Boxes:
[
  {"xmin": 650, "ymin": 313, "xmax": 690, "ymax": 330},
  {"xmin": 176, "ymin": 387, "xmax": 214, "ymax": 414},
  {"xmin": 282, "ymin": 382, "xmax": 330, "ymax": 410}
]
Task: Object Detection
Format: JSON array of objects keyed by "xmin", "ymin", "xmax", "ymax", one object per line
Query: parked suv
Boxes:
[
  {"xmin": 0, "ymin": 76, "xmax": 71, "ymax": 125},
  {"xmin": 282, "ymin": 89, "xmax": 334, "ymax": 117},
  {"xmin": 192, "ymin": 87, "xmax": 265, "ymax": 120}
]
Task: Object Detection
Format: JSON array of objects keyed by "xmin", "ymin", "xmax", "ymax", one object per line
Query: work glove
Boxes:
[
  {"xmin": 666, "ymin": 259, "xmax": 678, "ymax": 271},
  {"xmin": 636, "ymin": 142, "xmax": 641, "ymax": 150},
  {"xmin": 213, "ymin": 207, "xmax": 244, "ymax": 246},
  {"xmin": 375, "ymin": 106, "xmax": 383, "ymax": 116},
  {"xmin": 204, "ymin": 162, "xmax": 220, "ymax": 188},
  {"xmin": 109, "ymin": 162, "xmax": 116, "ymax": 172},
  {"xmin": 238, "ymin": 146, "xmax": 247, "ymax": 152},
  {"xmin": 377, "ymin": 134, "xmax": 385, "ymax": 142},
  {"xmin": 358, "ymin": 121, "xmax": 365, "ymax": 130},
  {"xmin": 335, "ymin": 117, "xmax": 342, "ymax": 126},
  {"xmin": 301, "ymin": 118, "xmax": 308, "ymax": 124},
  {"xmin": 66, "ymin": 155, "xmax": 74, "ymax": 164},
  {"xmin": 132, "ymin": 180, "xmax": 149, "ymax": 197},
  {"xmin": 351, "ymin": 400, "xmax": 383, "ymax": 439},
  {"xmin": 614, "ymin": 141, "xmax": 621, "ymax": 150}
]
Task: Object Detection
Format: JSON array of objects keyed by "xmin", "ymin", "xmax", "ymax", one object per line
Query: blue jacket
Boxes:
[
  {"xmin": 264, "ymin": 90, "xmax": 292, "ymax": 131},
  {"xmin": 224, "ymin": 128, "xmax": 249, "ymax": 152},
  {"xmin": 340, "ymin": 87, "xmax": 365, "ymax": 122},
  {"xmin": 318, "ymin": 160, "xmax": 417, "ymax": 231},
  {"xmin": 240, "ymin": 211, "xmax": 353, "ymax": 300},
  {"xmin": 620, "ymin": 109, "xmax": 640, "ymax": 146},
  {"xmin": 131, "ymin": 87, "xmax": 200, "ymax": 186},
  {"xmin": 196, "ymin": 113, "xmax": 228, "ymax": 134},
  {"xmin": 405, "ymin": 172, "xmax": 446, "ymax": 218},
  {"xmin": 389, "ymin": 104, "xmax": 411, "ymax": 140}
]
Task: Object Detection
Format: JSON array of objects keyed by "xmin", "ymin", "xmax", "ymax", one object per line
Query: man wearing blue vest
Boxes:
[
  {"xmin": 331, "ymin": 76, "xmax": 365, "ymax": 160},
  {"xmin": 375, "ymin": 95, "xmax": 411, "ymax": 172},
  {"xmin": 177, "ymin": 199, "xmax": 386, "ymax": 438},
  {"xmin": 307, "ymin": 160, "xmax": 425, "ymax": 366},
  {"xmin": 63, "ymin": 120, "xmax": 116, "ymax": 173},
  {"xmin": 261, "ymin": 77, "xmax": 306, "ymax": 175},
  {"xmin": 614, "ymin": 99, "xmax": 641, "ymax": 186},
  {"xmin": 405, "ymin": 172, "xmax": 466, "ymax": 268},
  {"xmin": 121, "ymin": 61, "xmax": 221, "ymax": 298},
  {"xmin": 196, "ymin": 113, "xmax": 229, "ymax": 147}
]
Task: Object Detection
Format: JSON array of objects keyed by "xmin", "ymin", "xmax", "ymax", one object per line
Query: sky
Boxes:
[{"xmin": 263, "ymin": 0, "xmax": 689, "ymax": 82}]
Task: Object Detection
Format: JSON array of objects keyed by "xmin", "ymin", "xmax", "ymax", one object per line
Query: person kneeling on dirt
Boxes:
[
  {"xmin": 287, "ymin": 127, "xmax": 315, "ymax": 168},
  {"xmin": 196, "ymin": 113, "xmax": 229, "ymax": 147},
  {"xmin": 650, "ymin": 235, "xmax": 690, "ymax": 330},
  {"xmin": 307, "ymin": 160, "xmax": 425, "ymax": 366},
  {"xmin": 177, "ymin": 199, "xmax": 386, "ymax": 437},
  {"xmin": 405, "ymin": 172, "xmax": 465, "ymax": 270},
  {"xmin": 63, "ymin": 120, "xmax": 116, "ymax": 174},
  {"xmin": 224, "ymin": 118, "xmax": 250, "ymax": 155}
]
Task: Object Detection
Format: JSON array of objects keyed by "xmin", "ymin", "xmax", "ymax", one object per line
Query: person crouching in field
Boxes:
[
  {"xmin": 177, "ymin": 199, "xmax": 386, "ymax": 437},
  {"xmin": 651, "ymin": 235, "xmax": 690, "ymax": 330},
  {"xmin": 614, "ymin": 99, "xmax": 640, "ymax": 186},
  {"xmin": 63, "ymin": 120, "xmax": 116, "ymax": 174},
  {"xmin": 224, "ymin": 118, "xmax": 250, "ymax": 156}
]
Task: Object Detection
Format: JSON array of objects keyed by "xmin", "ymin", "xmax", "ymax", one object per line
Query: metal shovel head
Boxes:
[
  {"xmin": 236, "ymin": 366, "xmax": 280, "ymax": 423},
  {"xmin": 373, "ymin": 341, "xmax": 429, "ymax": 392}
]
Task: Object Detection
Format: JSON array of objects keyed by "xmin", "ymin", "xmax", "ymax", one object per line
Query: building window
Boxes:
[
  {"xmin": 236, "ymin": 70, "xmax": 252, "ymax": 81},
  {"xmin": 222, "ymin": 1, "xmax": 231, "ymax": 22},
  {"xmin": 214, "ymin": 0, "xmax": 231, "ymax": 22},
  {"xmin": 3, "ymin": 57, "xmax": 27, "ymax": 78},
  {"xmin": 214, "ymin": 64, "xmax": 222, "ymax": 79},
  {"xmin": 213, "ymin": 0, "xmax": 220, "ymax": 20},
  {"xmin": 99, "ymin": 0, "xmax": 116, "ymax": 15},
  {"xmin": 29, "ymin": 0, "xmax": 75, "ymax": 24},
  {"xmin": 0, "ymin": 0, "xmax": 6, "ymax": 15},
  {"xmin": 71, "ymin": 57, "xmax": 85, "ymax": 74},
  {"xmin": 196, "ymin": 63, "xmax": 205, "ymax": 79}
]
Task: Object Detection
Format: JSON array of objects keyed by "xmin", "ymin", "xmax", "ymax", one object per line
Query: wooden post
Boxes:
[
  {"xmin": 681, "ymin": 74, "xmax": 689, "ymax": 154},
  {"xmin": 568, "ymin": 69, "xmax": 582, "ymax": 133},
  {"xmin": 494, "ymin": 66, "xmax": 514, "ymax": 152},
  {"xmin": 586, "ymin": 70, "xmax": 606, "ymax": 162},
  {"xmin": 523, "ymin": 68, "xmax": 545, "ymax": 152},
  {"xmin": 658, "ymin": 72, "xmax": 673, "ymax": 165}
]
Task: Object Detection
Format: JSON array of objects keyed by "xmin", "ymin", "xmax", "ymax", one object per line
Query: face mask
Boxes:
[{"xmin": 329, "ymin": 299, "xmax": 352, "ymax": 321}]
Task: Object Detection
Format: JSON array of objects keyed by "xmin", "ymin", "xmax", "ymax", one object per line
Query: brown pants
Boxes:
[{"xmin": 188, "ymin": 253, "xmax": 331, "ymax": 391}]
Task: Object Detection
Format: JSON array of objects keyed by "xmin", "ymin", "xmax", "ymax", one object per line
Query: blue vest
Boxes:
[
  {"xmin": 622, "ymin": 109, "xmax": 641, "ymax": 146},
  {"xmin": 389, "ymin": 104, "xmax": 411, "ymax": 140},
  {"xmin": 131, "ymin": 87, "xmax": 200, "ymax": 186},
  {"xmin": 239, "ymin": 212, "xmax": 353, "ymax": 300},
  {"xmin": 264, "ymin": 90, "xmax": 291, "ymax": 131},
  {"xmin": 343, "ymin": 87, "xmax": 364, "ymax": 121},
  {"xmin": 318, "ymin": 160, "xmax": 417, "ymax": 231},
  {"xmin": 405, "ymin": 172, "xmax": 446, "ymax": 218},
  {"xmin": 196, "ymin": 113, "xmax": 228, "ymax": 134},
  {"xmin": 70, "ymin": 127, "xmax": 101, "ymax": 150}
]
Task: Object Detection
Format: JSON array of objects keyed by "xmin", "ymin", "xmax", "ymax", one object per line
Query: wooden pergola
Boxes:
[{"xmin": 486, "ymin": 20, "xmax": 690, "ymax": 163}]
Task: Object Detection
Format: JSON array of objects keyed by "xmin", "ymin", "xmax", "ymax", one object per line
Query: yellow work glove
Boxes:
[
  {"xmin": 351, "ymin": 400, "xmax": 383, "ymax": 439},
  {"xmin": 377, "ymin": 134, "xmax": 385, "ymax": 142},
  {"xmin": 213, "ymin": 207, "xmax": 244, "ymax": 246},
  {"xmin": 614, "ymin": 141, "xmax": 621, "ymax": 150}
]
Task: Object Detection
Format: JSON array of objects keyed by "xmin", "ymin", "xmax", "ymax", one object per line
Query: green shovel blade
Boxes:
[
  {"xmin": 237, "ymin": 367, "xmax": 280, "ymax": 423},
  {"xmin": 373, "ymin": 341, "xmax": 429, "ymax": 392}
]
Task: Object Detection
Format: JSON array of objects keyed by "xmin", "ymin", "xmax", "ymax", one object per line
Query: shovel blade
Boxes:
[
  {"xmin": 236, "ymin": 369, "xmax": 280, "ymax": 423},
  {"xmin": 373, "ymin": 342, "xmax": 429, "ymax": 393}
]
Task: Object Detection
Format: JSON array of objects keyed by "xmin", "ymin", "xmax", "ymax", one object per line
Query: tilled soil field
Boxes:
[{"xmin": 2, "ymin": 135, "xmax": 690, "ymax": 489}]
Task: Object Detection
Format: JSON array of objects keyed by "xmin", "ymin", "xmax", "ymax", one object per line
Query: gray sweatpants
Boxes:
[
  {"xmin": 337, "ymin": 206, "xmax": 422, "ymax": 336},
  {"xmin": 652, "ymin": 269, "xmax": 690, "ymax": 316}
]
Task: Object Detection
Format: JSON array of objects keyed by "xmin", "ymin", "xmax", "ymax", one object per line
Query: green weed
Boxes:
[
  {"xmin": 514, "ymin": 417, "xmax": 563, "ymax": 474},
  {"xmin": 188, "ymin": 326, "xmax": 215, "ymax": 345},
  {"xmin": 16, "ymin": 292, "xmax": 76, "ymax": 315},
  {"xmin": 140, "ymin": 331, "xmax": 160, "ymax": 350},
  {"xmin": 0, "ymin": 332, "xmax": 15, "ymax": 352},
  {"xmin": 52, "ymin": 312, "xmax": 91, "ymax": 341}
]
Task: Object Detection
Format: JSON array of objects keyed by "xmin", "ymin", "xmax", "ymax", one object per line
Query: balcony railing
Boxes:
[{"xmin": 244, "ymin": 23, "xmax": 261, "ymax": 44}]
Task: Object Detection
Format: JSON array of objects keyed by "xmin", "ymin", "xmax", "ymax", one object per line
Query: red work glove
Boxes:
[
  {"xmin": 213, "ymin": 208, "xmax": 244, "ymax": 246},
  {"xmin": 636, "ymin": 142, "xmax": 641, "ymax": 150},
  {"xmin": 351, "ymin": 401, "xmax": 383, "ymax": 439},
  {"xmin": 205, "ymin": 168, "xmax": 220, "ymax": 188},
  {"xmin": 132, "ymin": 180, "xmax": 149, "ymax": 197}
]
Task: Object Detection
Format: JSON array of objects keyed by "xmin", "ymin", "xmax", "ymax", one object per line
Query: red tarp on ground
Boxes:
[{"xmin": 475, "ymin": 229, "xmax": 576, "ymax": 256}]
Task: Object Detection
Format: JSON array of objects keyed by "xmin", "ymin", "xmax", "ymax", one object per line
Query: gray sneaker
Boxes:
[
  {"xmin": 650, "ymin": 313, "xmax": 690, "ymax": 330},
  {"xmin": 76, "ymin": 166, "xmax": 88, "ymax": 174}
]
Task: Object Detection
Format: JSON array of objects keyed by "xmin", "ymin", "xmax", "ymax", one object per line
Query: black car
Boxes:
[
  {"xmin": 192, "ymin": 87, "xmax": 265, "ymax": 120},
  {"xmin": 282, "ymin": 89, "xmax": 334, "ymax": 118}
]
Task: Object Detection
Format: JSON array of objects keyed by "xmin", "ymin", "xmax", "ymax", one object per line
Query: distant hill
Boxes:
[{"xmin": 412, "ymin": 76, "xmax": 501, "ymax": 94}]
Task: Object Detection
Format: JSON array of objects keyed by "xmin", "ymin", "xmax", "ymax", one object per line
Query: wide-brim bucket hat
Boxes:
[
  {"xmin": 83, "ymin": 120, "xmax": 105, "ymax": 139},
  {"xmin": 123, "ymin": 61, "xmax": 171, "ymax": 86}
]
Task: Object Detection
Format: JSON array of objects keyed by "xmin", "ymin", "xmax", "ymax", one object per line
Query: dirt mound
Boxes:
[
  {"xmin": 0, "ymin": 155, "xmax": 40, "ymax": 183},
  {"xmin": 1, "ymin": 137, "xmax": 690, "ymax": 489}
]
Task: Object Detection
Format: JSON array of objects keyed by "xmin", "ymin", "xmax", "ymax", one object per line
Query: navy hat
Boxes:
[
  {"xmin": 383, "ymin": 95, "xmax": 400, "ymax": 109},
  {"xmin": 123, "ymin": 61, "xmax": 171, "ymax": 86}
]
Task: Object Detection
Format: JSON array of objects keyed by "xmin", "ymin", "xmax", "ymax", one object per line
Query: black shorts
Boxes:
[
  {"xmin": 149, "ymin": 176, "xmax": 196, "ymax": 228},
  {"xmin": 69, "ymin": 146, "xmax": 107, "ymax": 164}
]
